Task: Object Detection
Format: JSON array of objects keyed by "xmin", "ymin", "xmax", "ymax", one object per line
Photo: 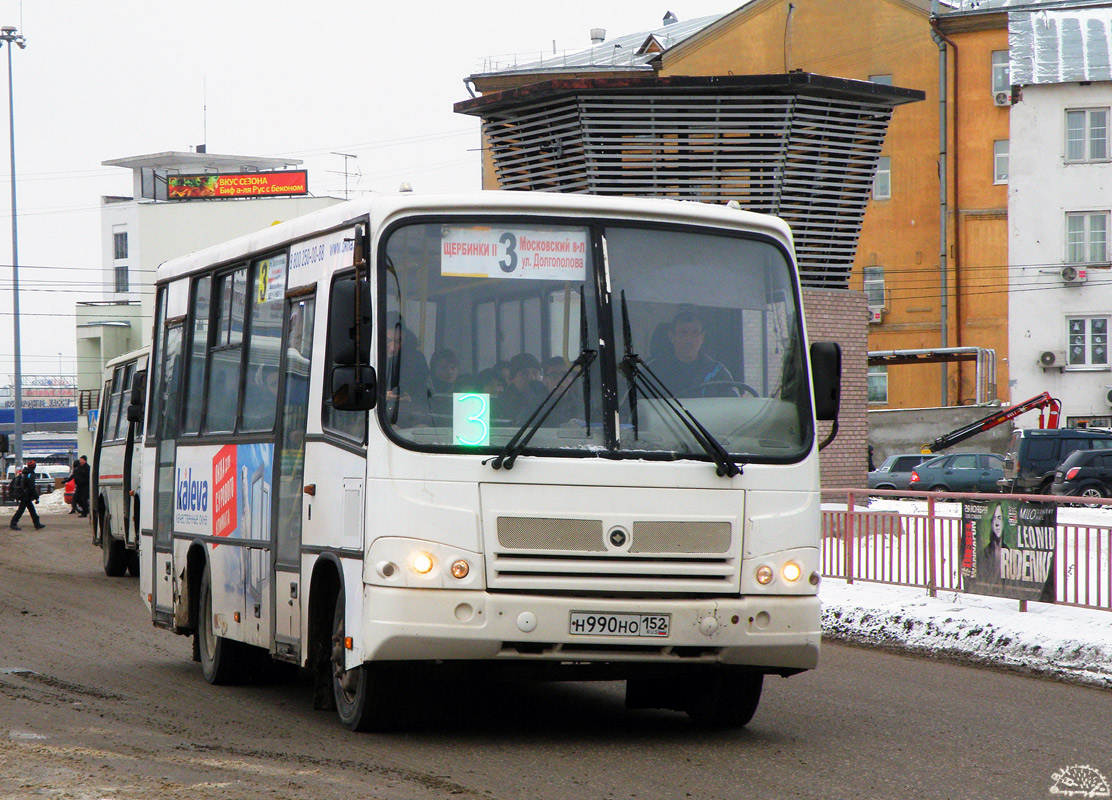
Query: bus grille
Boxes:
[{"xmin": 489, "ymin": 516, "xmax": 739, "ymax": 594}]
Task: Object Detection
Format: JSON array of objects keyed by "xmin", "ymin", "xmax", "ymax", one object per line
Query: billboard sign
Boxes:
[{"xmin": 167, "ymin": 170, "xmax": 308, "ymax": 200}]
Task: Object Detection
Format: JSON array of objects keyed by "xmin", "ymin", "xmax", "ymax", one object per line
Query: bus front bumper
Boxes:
[{"xmin": 357, "ymin": 587, "xmax": 819, "ymax": 673}]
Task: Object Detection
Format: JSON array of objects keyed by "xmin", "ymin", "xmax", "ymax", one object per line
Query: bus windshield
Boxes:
[{"xmin": 379, "ymin": 218, "xmax": 812, "ymax": 462}]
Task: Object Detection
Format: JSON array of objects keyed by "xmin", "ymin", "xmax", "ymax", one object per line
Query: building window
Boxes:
[
  {"xmin": 867, "ymin": 364, "xmax": 888, "ymax": 403},
  {"xmin": 873, "ymin": 156, "xmax": 891, "ymax": 200},
  {"xmin": 863, "ymin": 266, "xmax": 885, "ymax": 307},
  {"xmin": 869, "ymin": 74, "xmax": 893, "ymax": 85},
  {"xmin": 993, "ymin": 140, "xmax": 1009, "ymax": 183},
  {"xmin": 113, "ymin": 230, "xmax": 128, "ymax": 260},
  {"xmin": 1066, "ymin": 108, "xmax": 1108, "ymax": 162},
  {"xmin": 114, "ymin": 264, "xmax": 129, "ymax": 293},
  {"xmin": 991, "ymin": 50, "xmax": 1009, "ymax": 93},
  {"xmin": 1066, "ymin": 212, "xmax": 1109, "ymax": 263},
  {"xmin": 1068, "ymin": 316, "xmax": 1109, "ymax": 367}
]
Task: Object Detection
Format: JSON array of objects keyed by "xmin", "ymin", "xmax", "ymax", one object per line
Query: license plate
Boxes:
[{"xmin": 569, "ymin": 612, "xmax": 670, "ymax": 638}]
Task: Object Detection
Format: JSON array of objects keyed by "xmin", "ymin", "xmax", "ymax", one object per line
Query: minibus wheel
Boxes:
[
  {"xmin": 684, "ymin": 668, "xmax": 763, "ymax": 728},
  {"xmin": 331, "ymin": 591, "xmax": 398, "ymax": 731},
  {"xmin": 198, "ymin": 561, "xmax": 245, "ymax": 685},
  {"xmin": 100, "ymin": 512, "xmax": 128, "ymax": 577}
]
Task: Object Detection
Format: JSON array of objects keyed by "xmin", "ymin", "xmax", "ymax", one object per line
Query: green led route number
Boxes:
[{"xmin": 453, "ymin": 393, "xmax": 490, "ymax": 446}]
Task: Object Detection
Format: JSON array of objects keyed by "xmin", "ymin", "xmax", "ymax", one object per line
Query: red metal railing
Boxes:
[{"xmin": 821, "ymin": 488, "xmax": 1112, "ymax": 612}]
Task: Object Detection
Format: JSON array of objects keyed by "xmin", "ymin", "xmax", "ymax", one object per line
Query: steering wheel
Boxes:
[{"xmin": 689, "ymin": 380, "xmax": 759, "ymax": 398}]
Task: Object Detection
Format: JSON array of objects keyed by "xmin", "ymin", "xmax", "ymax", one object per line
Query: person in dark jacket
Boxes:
[
  {"xmin": 647, "ymin": 310, "xmax": 737, "ymax": 398},
  {"xmin": 9, "ymin": 461, "xmax": 44, "ymax": 530},
  {"xmin": 65, "ymin": 455, "xmax": 90, "ymax": 517}
]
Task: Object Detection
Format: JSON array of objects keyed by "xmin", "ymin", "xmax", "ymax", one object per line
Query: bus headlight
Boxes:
[
  {"xmin": 782, "ymin": 562, "xmax": 802, "ymax": 583},
  {"xmin": 755, "ymin": 565, "xmax": 774, "ymax": 585},
  {"xmin": 411, "ymin": 552, "xmax": 435, "ymax": 575}
]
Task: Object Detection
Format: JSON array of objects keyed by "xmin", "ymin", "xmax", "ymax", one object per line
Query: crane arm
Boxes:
[{"xmin": 921, "ymin": 392, "xmax": 1061, "ymax": 454}]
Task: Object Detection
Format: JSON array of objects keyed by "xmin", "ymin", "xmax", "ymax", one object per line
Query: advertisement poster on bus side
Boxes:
[
  {"xmin": 174, "ymin": 444, "xmax": 273, "ymax": 543},
  {"xmin": 960, "ymin": 499, "xmax": 1055, "ymax": 602},
  {"xmin": 440, "ymin": 225, "xmax": 588, "ymax": 282},
  {"xmin": 288, "ymin": 228, "xmax": 355, "ymax": 290}
]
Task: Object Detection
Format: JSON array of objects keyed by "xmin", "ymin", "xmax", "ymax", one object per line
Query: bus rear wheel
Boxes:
[
  {"xmin": 331, "ymin": 593, "xmax": 399, "ymax": 731},
  {"xmin": 100, "ymin": 512, "xmax": 128, "ymax": 577},
  {"xmin": 198, "ymin": 562, "xmax": 245, "ymax": 685}
]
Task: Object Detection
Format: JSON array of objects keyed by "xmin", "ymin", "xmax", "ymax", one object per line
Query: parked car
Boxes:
[
  {"xmin": 4, "ymin": 463, "xmax": 68, "ymax": 495},
  {"xmin": 867, "ymin": 453, "xmax": 933, "ymax": 490},
  {"xmin": 1050, "ymin": 449, "xmax": 1112, "ymax": 498},
  {"xmin": 908, "ymin": 452, "xmax": 1005, "ymax": 493},
  {"xmin": 998, "ymin": 428, "xmax": 1112, "ymax": 494}
]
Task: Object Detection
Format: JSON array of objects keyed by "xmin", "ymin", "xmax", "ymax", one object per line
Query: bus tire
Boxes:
[
  {"xmin": 331, "ymin": 593, "xmax": 398, "ymax": 731},
  {"xmin": 684, "ymin": 669, "xmax": 763, "ymax": 728},
  {"xmin": 198, "ymin": 562, "xmax": 245, "ymax": 685},
  {"xmin": 101, "ymin": 513, "xmax": 128, "ymax": 577}
]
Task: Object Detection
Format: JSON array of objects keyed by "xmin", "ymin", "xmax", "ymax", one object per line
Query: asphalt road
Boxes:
[{"xmin": 2, "ymin": 508, "xmax": 1110, "ymax": 800}]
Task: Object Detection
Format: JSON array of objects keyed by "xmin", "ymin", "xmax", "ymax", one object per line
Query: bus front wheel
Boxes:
[
  {"xmin": 684, "ymin": 669, "xmax": 763, "ymax": 728},
  {"xmin": 198, "ymin": 562, "xmax": 245, "ymax": 685},
  {"xmin": 331, "ymin": 593, "xmax": 399, "ymax": 731}
]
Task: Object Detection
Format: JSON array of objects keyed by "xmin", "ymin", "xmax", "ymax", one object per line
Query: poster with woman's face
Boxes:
[{"xmin": 961, "ymin": 499, "xmax": 1055, "ymax": 601}]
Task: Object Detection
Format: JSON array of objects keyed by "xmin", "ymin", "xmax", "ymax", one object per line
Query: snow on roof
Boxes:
[
  {"xmin": 1011, "ymin": 6, "xmax": 1112, "ymax": 85},
  {"xmin": 471, "ymin": 12, "xmax": 727, "ymax": 78}
]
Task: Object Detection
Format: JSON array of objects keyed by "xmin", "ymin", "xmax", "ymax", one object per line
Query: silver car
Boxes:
[{"xmin": 867, "ymin": 453, "xmax": 933, "ymax": 490}]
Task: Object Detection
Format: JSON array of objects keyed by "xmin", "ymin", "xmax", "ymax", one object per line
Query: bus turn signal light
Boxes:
[
  {"xmin": 755, "ymin": 565, "xmax": 774, "ymax": 585},
  {"xmin": 450, "ymin": 560, "xmax": 469, "ymax": 579}
]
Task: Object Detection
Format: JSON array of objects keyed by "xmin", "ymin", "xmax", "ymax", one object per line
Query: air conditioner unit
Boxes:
[
  {"xmin": 1105, "ymin": 388, "xmax": 1112, "ymax": 406},
  {"xmin": 868, "ymin": 307, "xmax": 883, "ymax": 324},
  {"xmin": 1062, "ymin": 265, "xmax": 1088, "ymax": 285},
  {"xmin": 993, "ymin": 91, "xmax": 1011, "ymax": 107},
  {"xmin": 1039, "ymin": 350, "xmax": 1066, "ymax": 369}
]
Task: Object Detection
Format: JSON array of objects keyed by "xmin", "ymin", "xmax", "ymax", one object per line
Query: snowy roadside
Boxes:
[{"xmin": 820, "ymin": 577, "xmax": 1112, "ymax": 687}]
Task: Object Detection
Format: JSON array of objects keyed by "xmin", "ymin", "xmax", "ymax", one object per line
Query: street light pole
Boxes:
[{"xmin": 1, "ymin": 26, "xmax": 25, "ymax": 466}]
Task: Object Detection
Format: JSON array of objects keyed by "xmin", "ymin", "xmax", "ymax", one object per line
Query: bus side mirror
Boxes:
[
  {"xmin": 329, "ymin": 278, "xmax": 372, "ymax": 366},
  {"xmin": 332, "ymin": 366, "xmax": 377, "ymax": 411},
  {"xmin": 126, "ymin": 370, "xmax": 148, "ymax": 424},
  {"xmin": 810, "ymin": 341, "xmax": 841, "ymax": 421}
]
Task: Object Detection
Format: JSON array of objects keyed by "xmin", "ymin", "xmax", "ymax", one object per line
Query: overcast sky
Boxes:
[{"xmin": 0, "ymin": 0, "xmax": 735, "ymax": 382}]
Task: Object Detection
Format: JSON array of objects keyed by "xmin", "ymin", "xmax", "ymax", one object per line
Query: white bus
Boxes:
[
  {"xmin": 92, "ymin": 346, "xmax": 148, "ymax": 576},
  {"xmin": 137, "ymin": 191, "xmax": 841, "ymax": 730}
]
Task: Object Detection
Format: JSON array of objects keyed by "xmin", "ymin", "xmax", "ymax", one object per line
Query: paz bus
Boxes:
[
  {"xmin": 92, "ymin": 346, "xmax": 148, "ymax": 577},
  {"xmin": 136, "ymin": 191, "xmax": 841, "ymax": 730}
]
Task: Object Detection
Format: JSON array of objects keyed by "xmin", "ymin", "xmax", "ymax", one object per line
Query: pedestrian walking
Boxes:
[
  {"xmin": 65, "ymin": 455, "xmax": 90, "ymax": 517},
  {"xmin": 9, "ymin": 461, "xmax": 45, "ymax": 530}
]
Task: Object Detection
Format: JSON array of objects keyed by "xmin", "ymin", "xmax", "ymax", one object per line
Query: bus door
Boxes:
[
  {"xmin": 271, "ymin": 295, "xmax": 315, "ymax": 661},
  {"xmin": 150, "ymin": 313, "xmax": 184, "ymax": 620}
]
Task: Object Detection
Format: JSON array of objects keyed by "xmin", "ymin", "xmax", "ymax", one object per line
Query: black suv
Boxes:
[
  {"xmin": 1050, "ymin": 449, "xmax": 1112, "ymax": 498},
  {"xmin": 999, "ymin": 427, "xmax": 1112, "ymax": 494}
]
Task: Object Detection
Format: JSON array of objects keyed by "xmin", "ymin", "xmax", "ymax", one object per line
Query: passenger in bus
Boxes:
[
  {"xmin": 499, "ymin": 353, "xmax": 546, "ymax": 424},
  {"xmin": 647, "ymin": 309, "xmax": 737, "ymax": 398},
  {"xmin": 429, "ymin": 349, "xmax": 460, "ymax": 395},
  {"xmin": 384, "ymin": 316, "xmax": 430, "ymax": 425},
  {"xmin": 542, "ymin": 356, "xmax": 582, "ymax": 425}
]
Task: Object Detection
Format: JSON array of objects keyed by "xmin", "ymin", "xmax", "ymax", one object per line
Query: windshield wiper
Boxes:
[
  {"xmin": 491, "ymin": 348, "xmax": 597, "ymax": 470},
  {"xmin": 617, "ymin": 292, "xmax": 742, "ymax": 478}
]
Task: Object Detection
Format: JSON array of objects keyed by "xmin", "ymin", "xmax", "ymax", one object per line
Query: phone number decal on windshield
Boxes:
[{"xmin": 569, "ymin": 612, "xmax": 670, "ymax": 637}]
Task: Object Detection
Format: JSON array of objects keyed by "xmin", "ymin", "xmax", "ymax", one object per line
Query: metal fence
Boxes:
[{"xmin": 821, "ymin": 488, "xmax": 1112, "ymax": 612}]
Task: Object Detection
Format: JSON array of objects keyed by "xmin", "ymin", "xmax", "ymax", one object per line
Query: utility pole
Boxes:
[{"xmin": 1, "ymin": 26, "xmax": 26, "ymax": 464}]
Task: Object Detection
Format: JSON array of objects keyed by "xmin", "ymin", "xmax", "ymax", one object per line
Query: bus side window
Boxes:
[
  {"xmin": 182, "ymin": 276, "xmax": 212, "ymax": 434},
  {"xmin": 204, "ymin": 269, "xmax": 247, "ymax": 434}
]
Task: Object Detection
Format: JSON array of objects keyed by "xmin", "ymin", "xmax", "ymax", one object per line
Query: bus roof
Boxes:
[
  {"xmin": 103, "ymin": 345, "xmax": 150, "ymax": 371},
  {"xmin": 154, "ymin": 191, "xmax": 795, "ymax": 285}
]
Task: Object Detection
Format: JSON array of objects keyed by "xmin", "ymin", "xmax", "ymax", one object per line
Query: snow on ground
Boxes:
[{"xmin": 821, "ymin": 578, "xmax": 1112, "ymax": 687}]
